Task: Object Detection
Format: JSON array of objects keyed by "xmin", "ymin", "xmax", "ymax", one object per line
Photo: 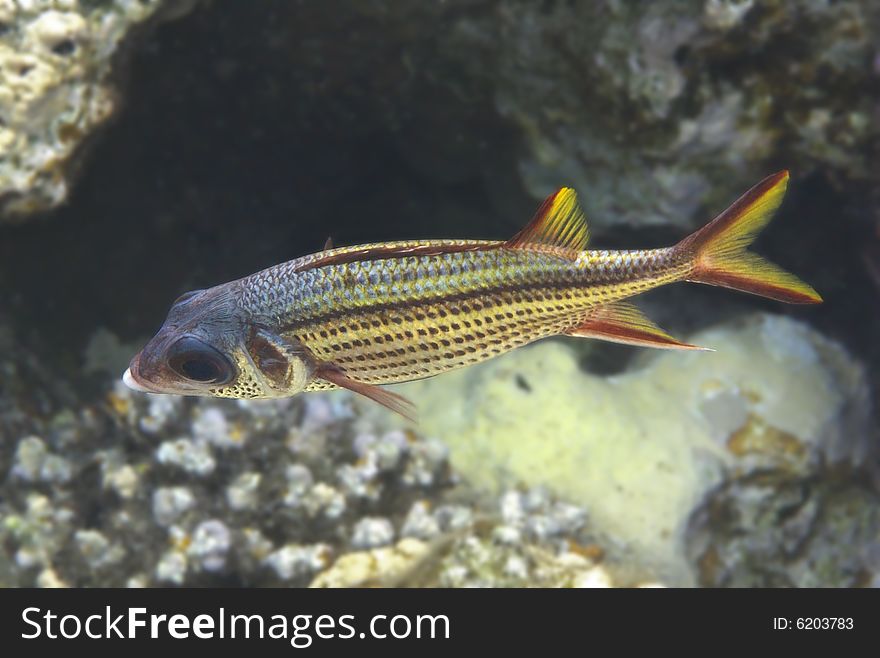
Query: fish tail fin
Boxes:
[{"xmin": 677, "ymin": 170, "xmax": 822, "ymax": 304}]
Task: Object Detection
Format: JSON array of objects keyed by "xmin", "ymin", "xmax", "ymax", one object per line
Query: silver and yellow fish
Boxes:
[{"xmin": 124, "ymin": 171, "xmax": 821, "ymax": 418}]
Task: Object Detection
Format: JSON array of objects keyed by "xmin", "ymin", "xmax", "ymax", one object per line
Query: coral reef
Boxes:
[
  {"xmin": 0, "ymin": 0, "xmax": 194, "ymax": 218},
  {"xmin": 4, "ymin": 1, "xmax": 878, "ymax": 231},
  {"xmin": 688, "ymin": 477, "xmax": 880, "ymax": 587},
  {"xmin": 389, "ymin": 314, "xmax": 876, "ymax": 585},
  {"xmin": 3, "ymin": 313, "xmax": 875, "ymax": 588},
  {"xmin": 0, "ymin": 2, "xmax": 877, "ymax": 590},
  {"xmin": 0, "ymin": 344, "xmax": 632, "ymax": 587},
  {"xmin": 312, "ymin": 485, "xmax": 660, "ymax": 588},
  {"xmin": 249, "ymin": 0, "xmax": 880, "ymax": 232},
  {"xmin": 0, "ymin": 341, "xmax": 460, "ymax": 586},
  {"xmin": 467, "ymin": 0, "xmax": 880, "ymax": 230}
]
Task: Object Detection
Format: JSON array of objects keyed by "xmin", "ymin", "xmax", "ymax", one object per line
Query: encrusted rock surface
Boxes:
[
  {"xmin": 3, "ymin": 1, "xmax": 878, "ymax": 232},
  {"xmin": 0, "ymin": 2, "xmax": 877, "ymax": 589},
  {"xmin": 390, "ymin": 314, "xmax": 876, "ymax": 585},
  {"xmin": 0, "ymin": 0, "xmax": 194, "ymax": 218},
  {"xmin": 0, "ymin": 353, "xmax": 459, "ymax": 586},
  {"xmin": 1, "ymin": 310, "xmax": 877, "ymax": 587}
]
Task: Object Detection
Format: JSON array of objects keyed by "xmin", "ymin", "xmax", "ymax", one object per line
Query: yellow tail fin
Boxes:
[{"xmin": 678, "ymin": 171, "xmax": 822, "ymax": 304}]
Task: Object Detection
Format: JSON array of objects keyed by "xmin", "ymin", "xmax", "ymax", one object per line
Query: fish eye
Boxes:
[{"xmin": 166, "ymin": 336, "xmax": 234, "ymax": 384}]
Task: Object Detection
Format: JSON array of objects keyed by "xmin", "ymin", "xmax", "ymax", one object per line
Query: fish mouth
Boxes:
[
  {"xmin": 123, "ymin": 355, "xmax": 156, "ymax": 394},
  {"xmin": 122, "ymin": 350, "xmax": 221, "ymax": 396},
  {"xmin": 122, "ymin": 367, "xmax": 153, "ymax": 393}
]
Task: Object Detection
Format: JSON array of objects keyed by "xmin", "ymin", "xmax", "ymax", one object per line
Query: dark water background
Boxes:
[
  {"xmin": 1, "ymin": 1, "xmax": 875, "ymax": 401},
  {"xmin": 0, "ymin": 0, "xmax": 878, "ymax": 589}
]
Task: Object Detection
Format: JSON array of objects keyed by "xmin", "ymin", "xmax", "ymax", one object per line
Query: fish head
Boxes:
[{"xmin": 124, "ymin": 284, "xmax": 311, "ymax": 399}]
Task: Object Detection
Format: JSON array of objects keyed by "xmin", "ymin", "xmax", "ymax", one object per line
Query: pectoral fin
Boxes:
[
  {"xmin": 566, "ymin": 302, "xmax": 710, "ymax": 351},
  {"xmin": 316, "ymin": 365, "xmax": 417, "ymax": 422}
]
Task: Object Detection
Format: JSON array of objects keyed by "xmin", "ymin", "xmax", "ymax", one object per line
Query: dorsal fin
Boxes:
[
  {"xmin": 506, "ymin": 187, "xmax": 590, "ymax": 254},
  {"xmin": 323, "ymin": 236, "xmax": 334, "ymax": 251}
]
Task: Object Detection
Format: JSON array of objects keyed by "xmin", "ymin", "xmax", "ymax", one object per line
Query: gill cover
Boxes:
[{"xmin": 247, "ymin": 328, "xmax": 315, "ymax": 394}]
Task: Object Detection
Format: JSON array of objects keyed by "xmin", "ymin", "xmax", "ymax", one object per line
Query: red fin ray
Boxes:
[
  {"xmin": 506, "ymin": 187, "xmax": 589, "ymax": 257},
  {"xmin": 316, "ymin": 365, "xmax": 417, "ymax": 422},
  {"xmin": 679, "ymin": 171, "xmax": 822, "ymax": 304},
  {"xmin": 566, "ymin": 302, "xmax": 709, "ymax": 351}
]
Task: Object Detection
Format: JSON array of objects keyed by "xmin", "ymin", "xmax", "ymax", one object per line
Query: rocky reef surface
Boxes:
[
  {"xmin": 2, "ymin": 1, "xmax": 877, "ymax": 230},
  {"xmin": 0, "ymin": 322, "xmax": 622, "ymax": 587},
  {"xmin": 481, "ymin": 0, "xmax": 880, "ymax": 229},
  {"xmin": 0, "ymin": 0, "xmax": 197, "ymax": 218},
  {"xmin": 1, "ymin": 314, "xmax": 876, "ymax": 587},
  {"xmin": 0, "ymin": 1, "xmax": 878, "ymax": 587},
  {"xmin": 388, "ymin": 314, "xmax": 878, "ymax": 586}
]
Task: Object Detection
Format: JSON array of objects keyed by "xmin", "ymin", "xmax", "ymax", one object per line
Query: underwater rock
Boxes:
[
  {"xmin": 152, "ymin": 486, "xmax": 196, "ymax": 527},
  {"xmin": 0, "ymin": 373, "xmax": 463, "ymax": 586},
  {"xmin": 187, "ymin": 519, "xmax": 232, "ymax": 572},
  {"xmin": 0, "ymin": 0, "xmax": 195, "ymax": 218},
  {"xmin": 310, "ymin": 485, "xmax": 624, "ymax": 588},
  {"xmin": 433, "ymin": 0, "xmax": 880, "ymax": 230},
  {"xmin": 1, "ymin": 312, "xmax": 874, "ymax": 587},
  {"xmin": 313, "ymin": 483, "xmax": 659, "ymax": 588},
  {"xmin": 6, "ymin": 0, "xmax": 875, "ymax": 231},
  {"xmin": 263, "ymin": 544, "xmax": 332, "ymax": 582},
  {"xmin": 225, "ymin": 471, "xmax": 261, "ymax": 511},
  {"xmin": 74, "ymin": 528, "xmax": 124, "ymax": 570},
  {"xmin": 183, "ymin": 0, "xmax": 874, "ymax": 234},
  {"xmin": 310, "ymin": 489, "xmax": 660, "ymax": 587},
  {"xmin": 350, "ymin": 517, "xmax": 395, "ymax": 550},
  {"xmin": 687, "ymin": 476, "xmax": 880, "ymax": 587},
  {"xmin": 11, "ymin": 434, "xmax": 71, "ymax": 483},
  {"xmin": 155, "ymin": 437, "xmax": 216, "ymax": 476},
  {"xmin": 3, "ymin": 493, "xmax": 75, "ymax": 575},
  {"xmin": 310, "ymin": 537, "xmax": 628, "ymax": 588},
  {"xmin": 400, "ymin": 500, "xmax": 441, "ymax": 540},
  {"xmin": 393, "ymin": 314, "xmax": 873, "ymax": 585},
  {"xmin": 1, "ymin": 321, "xmax": 628, "ymax": 587},
  {"xmin": 434, "ymin": 536, "xmax": 614, "ymax": 589},
  {"xmin": 309, "ymin": 538, "xmax": 430, "ymax": 589}
]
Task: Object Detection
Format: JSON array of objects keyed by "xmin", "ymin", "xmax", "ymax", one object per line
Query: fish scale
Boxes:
[
  {"xmin": 238, "ymin": 245, "xmax": 684, "ymax": 387},
  {"xmin": 125, "ymin": 172, "xmax": 821, "ymax": 417}
]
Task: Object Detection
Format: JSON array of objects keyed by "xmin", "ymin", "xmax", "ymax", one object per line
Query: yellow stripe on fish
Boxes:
[{"xmin": 124, "ymin": 171, "xmax": 821, "ymax": 419}]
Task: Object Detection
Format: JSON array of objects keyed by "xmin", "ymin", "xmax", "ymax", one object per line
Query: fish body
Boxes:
[
  {"xmin": 243, "ymin": 241, "xmax": 684, "ymax": 390},
  {"xmin": 124, "ymin": 171, "xmax": 821, "ymax": 417}
]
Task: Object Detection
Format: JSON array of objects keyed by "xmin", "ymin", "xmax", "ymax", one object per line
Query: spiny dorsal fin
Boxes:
[
  {"xmin": 323, "ymin": 236, "xmax": 335, "ymax": 251},
  {"xmin": 506, "ymin": 187, "xmax": 589, "ymax": 254},
  {"xmin": 566, "ymin": 302, "xmax": 710, "ymax": 351}
]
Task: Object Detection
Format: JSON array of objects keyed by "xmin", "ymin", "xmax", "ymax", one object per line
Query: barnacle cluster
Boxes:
[
  {"xmin": 1, "ymin": 313, "xmax": 878, "ymax": 587},
  {"xmin": 0, "ymin": 368, "xmax": 458, "ymax": 586},
  {"xmin": 0, "ymin": 1, "xmax": 878, "ymax": 589}
]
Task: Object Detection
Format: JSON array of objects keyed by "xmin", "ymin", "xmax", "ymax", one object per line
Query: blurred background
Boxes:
[{"xmin": 0, "ymin": 0, "xmax": 878, "ymax": 587}]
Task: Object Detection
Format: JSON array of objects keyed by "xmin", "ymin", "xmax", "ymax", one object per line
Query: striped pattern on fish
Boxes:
[
  {"xmin": 238, "ymin": 245, "xmax": 682, "ymax": 387},
  {"xmin": 123, "ymin": 171, "xmax": 821, "ymax": 418}
]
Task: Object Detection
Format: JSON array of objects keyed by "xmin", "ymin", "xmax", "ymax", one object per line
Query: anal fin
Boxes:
[
  {"xmin": 566, "ymin": 302, "xmax": 710, "ymax": 351},
  {"xmin": 316, "ymin": 365, "xmax": 417, "ymax": 422}
]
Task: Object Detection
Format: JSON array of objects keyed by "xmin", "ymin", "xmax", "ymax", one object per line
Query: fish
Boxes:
[{"xmin": 123, "ymin": 171, "xmax": 821, "ymax": 419}]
